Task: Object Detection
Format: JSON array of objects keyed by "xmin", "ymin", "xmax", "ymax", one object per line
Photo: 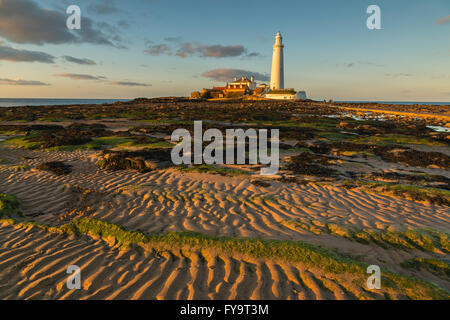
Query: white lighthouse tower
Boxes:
[{"xmin": 270, "ymin": 32, "xmax": 284, "ymax": 90}]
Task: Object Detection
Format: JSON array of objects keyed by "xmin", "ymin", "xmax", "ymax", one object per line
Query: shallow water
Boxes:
[
  {"xmin": 325, "ymin": 113, "xmax": 448, "ymax": 133},
  {"xmin": 426, "ymin": 126, "xmax": 450, "ymax": 133}
]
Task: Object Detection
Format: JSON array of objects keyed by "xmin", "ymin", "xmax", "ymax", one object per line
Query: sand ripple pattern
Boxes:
[
  {"xmin": 0, "ymin": 149, "xmax": 448, "ymax": 240},
  {"xmin": 0, "ymin": 222, "xmax": 384, "ymax": 300}
]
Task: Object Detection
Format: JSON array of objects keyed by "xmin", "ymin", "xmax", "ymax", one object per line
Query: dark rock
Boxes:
[
  {"xmin": 37, "ymin": 161, "xmax": 73, "ymax": 175},
  {"xmin": 97, "ymin": 149, "xmax": 173, "ymax": 172},
  {"xmin": 287, "ymin": 152, "xmax": 338, "ymax": 177}
]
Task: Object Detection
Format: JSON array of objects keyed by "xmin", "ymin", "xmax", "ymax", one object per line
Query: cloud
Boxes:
[
  {"xmin": 62, "ymin": 56, "xmax": 96, "ymax": 65},
  {"xmin": 118, "ymin": 20, "xmax": 130, "ymax": 29},
  {"xmin": 145, "ymin": 40, "xmax": 259, "ymax": 59},
  {"xmin": 164, "ymin": 37, "xmax": 183, "ymax": 43},
  {"xmin": 145, "ymin": 44, "xmax": 172, "ymax": 56},
  {"xmin": 201, "ymin": 68, "xmax": 269, "ymax": 82},
  {"xmin": 54, "ymin": 73, "xmax": 150, "ymax": 87},
  {"xmin": 93, "ymin": 22, "xmax": 127, "ymax": 49},
  {"xmin": 0, "ymin": 0, "xmax": 123, "ymax": 47},
  {"xmin": 109, "ymin": 81, "xmax": 152, "ymax": 87},
  {"xmin": 436, "ymin": 15, "xmax": 450, "ymax": 25},
  {"xmin": 359, "ymin": 61, "xmax": 385, "ymax": 67},
  {"xmin": 88, "ymin": 0, "xmax": 121, "ymax": 15},
  {"xmin": 337, "ymin": 61, "xmax": 384, "ymax": 68},
  {"xmin": 336, "ymin": 62, "xmax": 354, "ymax": 68},
  {"xmin": 245, "ymin": 52, "xmax": 261, "ymax": 58},
  {"xmin": 0, "ymin": 43, "xmax": 55, "ymax": 63},
  {"xmin": 54, "ymin": 73, "xmax": 106, "ymax": 81},
  {"xmin": 176, "ymin": 43, "xmax": 247, "ymax": 58},
  {"xmin": 174, "ymin": 42, "xmax": 196, "ymax": 58},
  {"xmin": 80, "ymin": 19, "xmax": 126, "ymax": 48},
  {"xmin": 385, "ymin": 73, "xmax": 413, "ymax": 77},
  {"xmin": 0, "ymin": 78, "xmax": 50, "ymax": 86},
  {"xmin": 201, "ymin": 45, "xmax": 246, "ymax": 58}
]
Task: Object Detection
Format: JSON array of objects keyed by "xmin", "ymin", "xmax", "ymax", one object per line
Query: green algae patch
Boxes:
[
  {"xmin": 0, "ymin": 194, "xmax": 21, "ymax": 218},
  {"xmin": 1, "ymin": 216, "xmax": 449, "ymax": 299}
]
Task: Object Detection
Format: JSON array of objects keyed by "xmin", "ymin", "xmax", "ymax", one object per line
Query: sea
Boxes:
[{"xmin": 0, "ymin": 98, "xmax": 131, "ymax": 107}]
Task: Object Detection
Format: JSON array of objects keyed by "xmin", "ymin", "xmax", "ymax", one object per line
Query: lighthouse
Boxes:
[{"xmin": 270, "ymin": 32, "xmax": 284, "ymax": 90}]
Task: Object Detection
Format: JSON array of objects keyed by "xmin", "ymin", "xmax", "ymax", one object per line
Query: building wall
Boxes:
[
  {"xmin": 264, "ymin": 94, "xmax": 295, "ymax": 100},
  {"xmin": 264, "ymin": 91, "xmax": 307, "ymax": 100}
]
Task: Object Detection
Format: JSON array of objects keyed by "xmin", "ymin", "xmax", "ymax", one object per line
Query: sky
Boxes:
[{"xmin": 0, "ymin": 0, "xmax": 449, "ymax": 101}]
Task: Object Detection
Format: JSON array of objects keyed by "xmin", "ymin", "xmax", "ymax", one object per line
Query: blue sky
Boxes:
[{"xmin": 0, "ymin": 0, "xmax": 448, "ymax": 101}]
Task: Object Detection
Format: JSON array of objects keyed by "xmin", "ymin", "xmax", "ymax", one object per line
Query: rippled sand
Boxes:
[{"xmin": 0, "ymin": 148, "xmax": 449, "ymax": 299}]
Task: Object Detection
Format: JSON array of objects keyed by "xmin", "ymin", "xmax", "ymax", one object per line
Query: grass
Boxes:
[
  {"xmin": 0, "ymin": 130, "xmax": 27, "ymax": 135},
  {"xmin": 178, "ymin": 164, "xmax": 247, "ymax": 176},
  {"xmin": 282, "ymin": 147, "xmax": 312, "ymax": 153},
  {"xmin": 403, "ymin": 230, "xmax": 435, "ymax": 252},
  {"xmin": 47, "ymin": 136, "xmax": 138, "ymax": 151},
  {"xmin": 36, "ymin": 117, "xmax": 69, "ymax": 122},
  {"xmin": 284, "ymin": 219, "xmax": 322, "ymax": 235},
  {"xmin": 136, "ymin": 119, "xmax": 193, "ymax": 125},
  {"xmin": 1, "ymin": 216, "xmax": 448, "ymax": 299},
  {"xmin": 351, "ymin": 134, "xmax": 446, "ymax": 147},
  {"xmin": 1, "ymin": 136, "xmax": 43, "ymax": 150},
  {"xmin": 231, "ymin": 117, "xmax": 357, "ymax": 141},
  {"xmin": 328, "ymin": 223, "xmax": 353, "ymax": 239},
  {"xmin": 143, "ymin": 141, "xmax": 174, "ymax": 148},
  {"xmin": 338, "ymin": 150, "xmax": 375, "ymax": 158},
  {"xmin": 389, "ymin": 184, "xmax": 450, "ymax": 202},
  {"xmin": 253, "ymin": 117, "xmax": 340, "ymax": 130},
  {"xmin": 343, "ymin": 180, "xmax": 450, "ymax": 206},
  {"xmin": 316, "ymin": 131, "xmax": 354, "ymax": 141},
  {"xmin": 0, "ymin": 193, "xmax": 21, "ymax": 218},
  {"xmin": 280, "ymin": 219, "xmax": 449, "ymax": 253},
  {"xmin": 439, "ymin": 234, "xmax": 450, "ymax": 252},
  {"xmin": 81, "ymin": 111, "xmax": 181, "ymax": 122},
  {"xmin": 365, "ymin": 229, "xmax": 415, "ymax": 250},
  {"xmin": 92, "ymin": 136, "xmax": 166, "ymax": 148},
  {"xmin": 9, "ymin": 165, "xmax": 29, "ymax": 171},
  {"xmin": 3, "ymin": 217, "xmax": 363, "ymax": 272},
  {"xmin": 401, "ymin": 258, "xmax": 450, "ymax": 278},
  {"xmin": 73, "ymin": 136, "xmax": 135, "ymax": 149},
  {"xmin": 1, "ymin": 135, "xmax": 173, "ymax": 151},
  {"xmin": 118, "ymin": 184, "xmax": 156, "ymax": 192}
]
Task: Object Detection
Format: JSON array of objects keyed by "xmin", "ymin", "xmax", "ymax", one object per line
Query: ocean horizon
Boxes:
[
  {"xmin": 0, "ymin": 98, "xmax": 131, "ymax": 108},
  {"xmin": 0, "ymin": 98, "xmax": 449, "ymax": 108}
]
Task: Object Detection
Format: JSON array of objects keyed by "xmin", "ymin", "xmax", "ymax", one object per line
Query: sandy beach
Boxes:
[{"xmin": 0, "ymin": 99, "xmax": 449, "ymax": 300}]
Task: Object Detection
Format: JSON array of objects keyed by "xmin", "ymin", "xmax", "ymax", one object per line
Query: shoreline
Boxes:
[{"xmin": 333, "ymin": 104, "xmax": 450, "ymax": 122}]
